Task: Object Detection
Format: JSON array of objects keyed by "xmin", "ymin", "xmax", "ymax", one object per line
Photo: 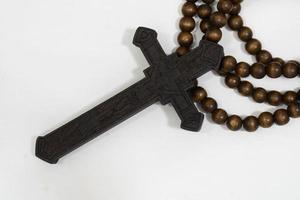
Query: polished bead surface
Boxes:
[
  {"xmin": 258, "ymin": 112, "xmax": 274, "ymax": 128},
  {"xmin": 238, "ymin": 26, "xmax": 253, "ymax": 42},
  {"xmin": 238, "ymin": 81, "xmax": 254, "ymax": 96},
  {"xmin": 178, "ymin": 32, "xmax": 193, "ymax": 47},
  {"xmin": 197, "ymin": 4, "xmax": 212, "ymax": 18},
  {"xmin": 225, "ymin": 74, "xmax": 240, "ymax": 88},
  {"xmin": 288, "ymin": 103, "xmax": 300, "ymax": 118},
  {"xmin": 200, "ymin": 19, "xmax": 211, "ymax": 33},
  {"xmin": 230, "ymin": 3, "xmax": 241, "ymax": 15},
  {"xmin": 250, "ymin": 63, "xmax": 266, "ymax": 79},
  {"xmin": 201, "ymin": 97, "xmax": 218, "ymax": 113},
  {"xmin": 283, "ymin": 91, "xmax": 297, "ymax": 105},
  {"xmin": 228, "ymin": 15, "xmax": 243, "ymax": 30},
  {"xmin": 205, "ymin": 27, "xmax": 222, "ymax": 43},
  {"xmin": 256, "ymin": 50, "xmax": 272, "ymax": 64},
  {"xmin": 266, "ymin": 62, "xmax": 282, "ymax": 78},
  {"xmin": 274, "ymin": 109, "xmax": 290, "ymax": 126},
  {"xmin": 235, "ymin": 62, "xmax": 250, "ymax": 77},
  {"xmin": 210, "ymin": 11, "xmax": 227, "ymax": 28},
  {"xmin": 217, "ymin": 0, "xmax": 233, "ymax": 14},
  {"xmin": 226, "ymin": 115, "xmax": 242, "ymax": 131},
  {"xmin": 243, "ymin": 116, "xmax": 259, "ymax": 132},
  {"xmin": 176, "ymin": 46, "xmax": 189, "ymax": 57},
  {"xmin": 253, "ymin": 87, "xmax": 267, "ymax": 103},
  {"xmin": 283, "ymin": 62, "xmax": 298, "ymax": 78},
  {"xmin": 179, "ymin": 17, "xmax": 196, "ymax": 32},
  {"xmin": 212, "ymin": 109, "xmax": 228, "ymax": 124},
  {"xmin": 219, "ymin": 56, "xmax": 237, "ymax": 74},
  {"xmin": 191, "ymin": 87, "xmax": 207, "ymax": 102},
  {"xmin": 182, "ymin": 2, "xmax": 197, "ymax": 17},
  {"xmin": 245, "ymin": 39, "xmax": 262, "ymax": 55},
  {"xmin": 267, "ymin": 91, "xmax": 282, "ymax": 106},
  {"xmin": 272, "ymin": 57, "xmax": 285, "ymax": 66}
]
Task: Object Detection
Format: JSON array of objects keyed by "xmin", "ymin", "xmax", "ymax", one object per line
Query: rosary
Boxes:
[{"xmin": 36, "ymin": 0, "xmax": 300, "ymax": 164}]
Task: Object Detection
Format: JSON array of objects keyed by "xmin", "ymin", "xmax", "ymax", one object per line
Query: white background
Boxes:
[{"xmin": 0, "ymin": 0, "xmax": 300, "ymax": 199}]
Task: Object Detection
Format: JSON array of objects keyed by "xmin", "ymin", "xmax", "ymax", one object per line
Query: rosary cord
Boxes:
[{"xmin": 177, "ymin": 0, "xmax": 300, "ymax": 132}]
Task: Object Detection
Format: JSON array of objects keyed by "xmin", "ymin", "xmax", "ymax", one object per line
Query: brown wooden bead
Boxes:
[
  {"xmin": 225, "ymin": 74, "xmax": 240, "ymax": 88},
  {"xmin": 250, "ymin": 63, "xmax": 266, "ymax": 79},
  {"xmin": 197, "ymin": 4, "xmax": 212, "ymax": 18},
  {"xmin": 201, "ymin": 97, "xmax": 218, "ymax": 113},
  {"xmin": 212, "ymin": 109, "xmax": 228, "ymax": 124},
  {"xmin": 253, "ymin": 87, "xmax": 267, "ymax": 103},
  {"xmin": 205, "ymin": 27, "xmax": 222, "ymax": 43},
  {"xmin": 238, "ymin": 81, "xmax": 253, "ymax": 96},
  {"xmin": 258, "ymin": 112, "xmax": 274, "ymax": 128},
  {"xmin": 283, "ymin": 91, "xmax": 297, "ymax": 105},
  {"xmin": 228, "ymin": 15, "xmax": 243, "ymax": 30},
  {"xmin": 272, "ymin": 57, "xmax": 285, "ymax": 66},
  {"xmin": 230, "ymin": 3, "xmax": 241, "ymax": 15},
  {"xmin": 235, "ymin": 62, "xmax": 250, "ymax": 77},
  {"xmin": 274, "ymin": 109, "xmax": 290, "ymax": 126},
  {"xmin": 210, "ymin": 12, "xmax": 227, "ymax": 28},
  {"xmin": 243, "ymin": 116, "xmax": 259, "ymax": 132},
  {"xmin": 267, "ymin": 91, "xmax": 282, "ymax": 106},
  {"xmin": 283, "ymin": 62, "xmax": 298, "ymax": 78},
  {"xmin": 226, "ymin": 115, "xmax": 242, "ymax": 131},
  {"xmin": 238, "ymin": 26, "xmax": 253, "ymax": 42},
  {"xmin": 182, "ymin": 2, "xmax": 197, "ymax": 17},
  {"xmin": 219, "ymin": 56, "xmax": 237, "ymax": 74},
  {"xmin": 297, "ymin": 90, "xmax": 300, "ymax": 102},
  {"xmin": 200, "ymin": 19, "xmax": 211, "ymax": 33},
  {"xmin": 266, "ymin": 62, "xmax": 282, "ymax": 78},
  {"xmin": 178, "ymin": 32, "xmax": 193, "ymax": 47},
  {"xmin": 191, "ymin": 87, "xmax": 207, "ymax": 102},
  {"xmin": 245, "ymin": 39, "xmax": 262, "ymax": 55},
  {"xmin": 217, "ymin": 0, "xmax": 233, "ymax": 14},
  {"xmin": 176, "ymin": 46, "xmax": 189, "ymax": 57},
  {"xmin": 256, "ymin": 50, "xmax": 272, "ymax": 64},
  {"xmin": 287, "ymin": 103, "xmax": 300, "ymax": 118},
  {"xmin": 179, "ymin": 17, "xmax": 196, "ymax": 32}
]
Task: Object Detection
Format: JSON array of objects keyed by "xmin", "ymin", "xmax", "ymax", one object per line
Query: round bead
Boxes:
[
  {"xmin": 238, "ymin": 81, "xmax": 254, "ymax": 96},
  {"xmin": 245, "ymin": 39, "xmax": 262, "ymax": 55},
  {"xmin": 228, "ymin": 15, "xmax": 243, "ymax": 30},
  {"xmin": 226, "ymin": 115, "xmax": 242, "ymax": 131},
  {"xmin": 272, "ymin": 57, "xmax": 285, "ymax": 66},
  {"xmin": 200, "ymin": 19, "xmax": 211, "ymax": 33},
  {"xmin": 267, "ymin": 91, "xmax": 282, "ymax": 106},
  {"xmin": 178, "ymin": 32, "xmax": 193, "ymax": 47},
  {"xmin": 238, "ymin": 26, "xmax": 253, "ymax": 42},
  {"xmin": 258, "ymin": 112, "xmax": 274, "ymax": 128},
  {"xmin": 256, "ymin": 50, "xmax": 272, "ymax": 64},
  {"xmin": 287, "ymin": 103, "xmax": 300, "ymax": 118},
  {"xmin": 179, "ymin": 17, "xmax": 196, "ymax": 32},
  {"xmin": 250, "ymin": 63, "xmax": 266, "ymax": 79},
  {"xmin": 210, "ymin": 12, "xmax": 227, "ymax": 28},
  {"xmin": 235, "ymin": 62, "xmax": 250, "ymax": 77},
  {"xmin": 176, "ymin": 46, "xmax": 189, "ymax": 57},
  {"xmin": 212, "ymin": 109, "xmax": 228, "ymax": 124},
  {"xmin": 266, "ymin": 62, "xmax": 282, "ymax": 78},
  {"xmin": 225, "ymin": 74, "xmax": 240, "ymax": 88},
  {"xmin": 274, "ymin": 109, "xmax": 290, "ymax": 126},
  {"xmin": 219, "ymin": 56, "xmax": 237, "ymax": 74},
  {"xmin": 230, "ymin": 3, "xmax": 241, "ymax": 15},
  {"xmin": 243, "ymin": 116, "xmax": 259, "ymax": 132},
  {"xmin": 283, "ymin": 91, "xmax": 297, "ymax": 105},
  {"xmin": 217, "ymin": 0, "xmax": 233, "ymax": 13},
  {"xmin": 201, "ymin": 97, "xmax": 218, "ymax": 113},
  {"xmin": 205, "ymin": 27, "xmax": 222, "ymax": 43},
  {"xmin": 252, "ymin": 87, "xmax": 267, "ymax": 103},
  {"xmin": 191, "ymin": 87, "xmax": 207, "ymax": 102},
  {"xmin": 283, "ymin": 62, "xmax": 298, "ymax": 78},
  {"xmin": 182, "ymin": 2, "xmax": 197, "ymax": 17},
  {"xmin": 197, "ymin": 4, "xmax": 212, "ymax": 18}
]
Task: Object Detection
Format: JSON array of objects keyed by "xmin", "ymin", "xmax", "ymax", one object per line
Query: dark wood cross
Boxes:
[{"xmin": 36, "ymin": 27, "xmax": 224, "ymax": 164}]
